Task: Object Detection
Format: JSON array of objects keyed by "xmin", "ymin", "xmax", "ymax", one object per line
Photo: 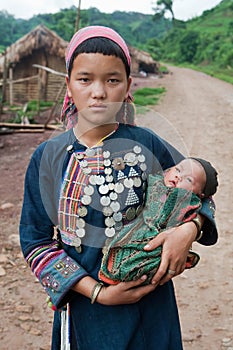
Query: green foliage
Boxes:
[
  {"xmin": 6, "ymin": 100, "xmax": 54, "ymax": 124},
  {"xmin": 160, "ymin": 0, "xmax": 233, "ymax": 74},
  {"xmin": 145, "ymin": 37, "xmax": 164, "ymax": 60},
  {"xmin": 26, "ymin": 100, "xmax": 53, "ymax": 111},
  {"xmin": 133, "ymin": 87, "xmax": 166, "ymax": 106},
  {"xmin": 158, "ymin": 65, "xmax": 169, "ymax": 74},
  {"xmin": 178, "ymin": 30, "xmax": 199, "ymax": 63},
  {"xmin": 178, "ymin": 62, "xmax": 233, "ymax": 85},
  {"xmin": 1, "ymin": 1, "xmax": 233, "ymax": 83},
  {"xmin": 0, "ymin": 8, "xmax": 170, "ymax": 49}
]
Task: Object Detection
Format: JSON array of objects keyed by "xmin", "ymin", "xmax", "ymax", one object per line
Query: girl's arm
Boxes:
[{"xmin": 20, "ymin": 148, "xmax": 88, "ymax": 310}]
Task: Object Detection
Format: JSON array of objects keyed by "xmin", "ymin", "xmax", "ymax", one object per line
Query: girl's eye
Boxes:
[
  {"xmin": 79, "ymin": 78, "xmax": 89, "ymax": 82},
  {"xmin": 108, "ymin": 79, "xmax": 120, "ymax": 84},
  {"xmin": 186, "ymin": 177, "xmax": 192, "ymax": 183},
  {"xmin": 175, "ymin": 167, "xmax": 180, "ymax": 172}
]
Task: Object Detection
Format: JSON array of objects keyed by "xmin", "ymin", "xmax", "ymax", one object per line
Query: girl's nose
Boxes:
[{"xmin": 91, "ymin": 81, "xmax": 106, "ymax": 99}]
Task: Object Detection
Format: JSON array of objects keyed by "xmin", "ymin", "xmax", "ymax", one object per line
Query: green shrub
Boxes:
[
  {"xmin": 133, "ymin": 87, "xmax": 166, "ymax": 114},
  {"xmin": 133, "ymin": 87, "xmax": 166, "ymax": 107}
]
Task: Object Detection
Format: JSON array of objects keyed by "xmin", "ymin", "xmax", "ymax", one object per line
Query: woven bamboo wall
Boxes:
[{"xmin": 4, "ymin": 51, "xmax": 66, "ymax": 104}]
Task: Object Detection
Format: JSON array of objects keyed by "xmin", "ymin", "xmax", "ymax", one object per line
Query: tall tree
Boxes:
[
  {"xmin": 153, "ymin": 0, "xmax": 175, "ymax": 23},
  {"xmin": 75, "ymin": 0, "xmax": 82, "ymax": 32}
]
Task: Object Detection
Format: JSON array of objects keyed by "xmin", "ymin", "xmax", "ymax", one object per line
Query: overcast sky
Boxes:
[{"xmin": 0, "ymin": 0, "xmax": 222, "ymax": 21}]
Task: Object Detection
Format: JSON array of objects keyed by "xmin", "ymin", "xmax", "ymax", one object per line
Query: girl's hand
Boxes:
[
  {"xmin": 144, "ymin": 222, "xmax": 197, "ymax": 287},
  {"xmin": 73, "ymin": 275, "xmax": 156, "ymax": 306},
  {"xmin": 97, "ymin": 277, "xmax": 156, "ymax": 305}
]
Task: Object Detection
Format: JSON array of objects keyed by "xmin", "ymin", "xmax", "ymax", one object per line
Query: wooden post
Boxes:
[
  {"xmin": 44, "ymin": 80, "xmax": 66, "ymax": 127},
  {"xmin": 37, "ymin": 68, "xmax": 42, "ymax": 116},
  {"xmin": 9, "ymin": 67, "xmax": 13, "ymax": 105},
  {"xmin": 0, "ymin": 52, "xmax": 7, "ymax": 118}
]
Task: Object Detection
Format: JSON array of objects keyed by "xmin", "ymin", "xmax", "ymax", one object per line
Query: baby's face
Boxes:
[{"xmin": 164, "ymin": 159, "xmax": 206, "ymax": 196}]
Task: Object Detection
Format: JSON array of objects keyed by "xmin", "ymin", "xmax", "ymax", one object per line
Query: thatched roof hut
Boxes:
[
  {"xmin": 0, "ymin": 24, "xmax": 158, "ymax": 105},
  {"xmin": 0, "ymin": 25, "xmax": 67, "ymax": 104},
  {"xmin": 0, "ymin": 25, "xmax": 67, "ymax": 70},
  {"xmin": 129, "ymin": 46, "xmax": 159, "ymax": 75}
]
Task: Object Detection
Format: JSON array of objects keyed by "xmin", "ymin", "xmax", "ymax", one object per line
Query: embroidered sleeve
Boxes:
[
  {"xmin": 20, "ymin": 145, "xmax": 88, "ymax": 309},
  {"xmin": 25, "ymin": 241, "xmax": 87, "ymax": 309}
]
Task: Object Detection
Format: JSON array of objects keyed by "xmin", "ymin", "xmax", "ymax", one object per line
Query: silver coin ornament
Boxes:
[
  {"xmin": 85, "ymin": 148, "xmax": 96, "ymax": 157},
  {"xmin": 81, "ymin": 195, "xmax": 92, "ymax": 205},
  {"xmin": 77, "ymin": 206, "xmax": 88, "ymax": 217},
  {"xmin": 106, "ymin": 175, "xmax": 114, "ymax": 183},
  {"xmin": 114, "ymin": 182, "xmax": 124, "ymax": 193},
  {"xmin": 76, "ymin": 228, "xmax": 85, "ymax": 238},
  {"xmin": 133, "ymin": 177, "xmax": 142, "ymax": 188},
  {"xmin": 84, "ymin": 185, "xmax": 94, "ymax": 196},
  {"xmin": 133, "ymin": 145, "xmax": 142, "ymax": 154},
  {"xmin": 72, "ymin": 237, "xmax": 82, "ymax": 247},
  {"xmin": 102, "ymin": 206, "xmax": 113, "ymax": 216},
  {"xmin": 124, "ymin": 152, "xmax": 138, "ymax": 166},
  {"xmin": 64, "ymin": 143, "xmax": 147, "ymax": 247},
  {"xmin": 124, "ymin": 178, "xmax": 134, "ymax": 188},
  {"xmin": 109, "ymin": 192, "xmax": 118, "ymax": 200},
  {"xmin": 95, "ymin": 175, "xmax": 105, "ymax": 185},
  {"xmin": 113, "ymin": 212, "xmax": 122, "ymax": 222},
  {"xmin": 89, "ymin": 175, "xmax": 97, "ymax": 185},
  {"xmin": 100, "ymin": 196, "xmax": 111, "ymax": 206},
  {"xmin": 110, "ymin": 201, "xmax": 121, "ymax": 212},
  {"xmin": 105, "ymin": 217, "xmax": 115, "ymax": 227},
  {"xmin": 76, "ymin": 218, "xmax": 85, "ymax": 228},
  {"xmin": 105, "ymin": 227, "xmax": 116, "ymax": 238},
  {"xmin": 99, "ymin": 184, "xmax": 109, "ymax": 195},
  {"xmin": 76, "ymin": 153, "xmax": 84, "ymax": 160}
]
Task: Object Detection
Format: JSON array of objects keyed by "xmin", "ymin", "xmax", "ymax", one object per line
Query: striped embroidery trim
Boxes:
[
  {"xmin": 32, "ymin": 250, "xmax": 64, "ymax": 279},
  {"xmin": 58, "ymin": 151, "xmax": 104, "ymax": 238},
  {"xmin": 26, "ymin": 241, "xmax": 60, "ymax": 265}
]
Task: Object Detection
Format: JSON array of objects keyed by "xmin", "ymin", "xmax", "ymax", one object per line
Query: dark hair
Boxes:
[
  {"xmin": 68, "ymin": 37, "xmax": 130, "ymax": 78},
  {"xmin": 191, "ymin": 157, "xmax": 218, "ymax": 197}
]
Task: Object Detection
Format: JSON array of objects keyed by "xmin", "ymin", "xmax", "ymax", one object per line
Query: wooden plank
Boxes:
[
  {"xmin": 0, "ymin": 122, "xmax": 63, "ymax": 130},
  {"xmin": 0, "ymin": 75, "xmax": 38, "ymax": 86},
  {"xmin": 13, "ymin": 129, "xmax": 45, "ymax": 133}
]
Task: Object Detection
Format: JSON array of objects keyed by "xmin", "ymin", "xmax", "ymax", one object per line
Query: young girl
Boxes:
[{"xmin": 20, "ymin": 26, "xmax": 217, "ymax": 350}]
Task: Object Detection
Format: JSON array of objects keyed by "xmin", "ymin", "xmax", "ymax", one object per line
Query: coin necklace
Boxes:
[{"xmin": 65, "ymin": 139, "xmax": 147, "ymax": 250}]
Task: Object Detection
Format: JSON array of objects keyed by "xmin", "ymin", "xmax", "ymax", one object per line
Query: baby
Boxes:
[{"xmin": 99, "ymin": 157, "xmax": 218, "ymax": 284}]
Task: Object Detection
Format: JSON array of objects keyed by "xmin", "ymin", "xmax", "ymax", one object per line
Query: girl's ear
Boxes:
[
  {"xmin": 66, "ymin": 75, "xmax": 72, "ymax": 98},
  {"xmin": 125, "ymin": 76, "xmax": 132, "ymax": 99}
]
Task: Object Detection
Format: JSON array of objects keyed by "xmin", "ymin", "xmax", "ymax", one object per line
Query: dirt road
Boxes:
[
  {"xmin": 0, "ymin": 66, "xmax": 232, "ymax": 349},
  {"xmin": 136, "ymin": 66, "xmax": 233, "ymax": 350}
]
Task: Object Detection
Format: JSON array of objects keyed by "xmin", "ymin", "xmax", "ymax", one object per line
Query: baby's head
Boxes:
[{"xmin": 164, "ymin": 158, "xmax": 218, "ymax": 198}]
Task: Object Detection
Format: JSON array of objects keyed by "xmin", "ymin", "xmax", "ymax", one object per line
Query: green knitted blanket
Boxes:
[{"xmin": 99, "ymin": 174, "xmax": 201, "ymax": 284}]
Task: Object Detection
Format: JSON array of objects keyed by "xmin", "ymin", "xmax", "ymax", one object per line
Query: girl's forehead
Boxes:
[{"xmin": 73, "ymin": 53, "xmax": 126, "ymax": 71}]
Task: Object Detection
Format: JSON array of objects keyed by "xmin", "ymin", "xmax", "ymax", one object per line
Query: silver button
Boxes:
[{"xmin": 105, "ymin": 227, "xmax": 116, "ymax": 237}]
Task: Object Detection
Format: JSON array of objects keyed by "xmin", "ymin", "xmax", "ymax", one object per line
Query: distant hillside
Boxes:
[
  {"xmin": 0, "ymin": 0, "xmax": 232, "ymax": 81},
  {"xmin": 162, "ymin": 0, "xmax": 233, "ymax": 69},
  {"xmin": 0, "ymin": 7, "xmax": 170, "ymax": 52}
]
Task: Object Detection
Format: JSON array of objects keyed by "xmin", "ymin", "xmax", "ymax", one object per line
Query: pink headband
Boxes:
[
  {"xmin": 66, "ymin": 25, "xmax": 131, "ymax": 71},
  {"xmin": 61, "ymin": 26, "xmax": 133, "ymax": 128}
]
